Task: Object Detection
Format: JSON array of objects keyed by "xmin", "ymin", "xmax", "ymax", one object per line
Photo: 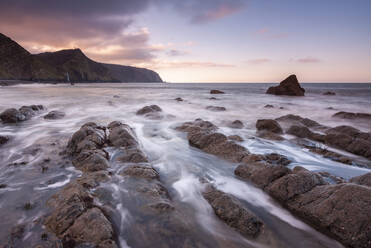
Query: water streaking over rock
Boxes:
[{"xmin": 0, "ymin": 82, "xmax": 370, "ymax": 248}]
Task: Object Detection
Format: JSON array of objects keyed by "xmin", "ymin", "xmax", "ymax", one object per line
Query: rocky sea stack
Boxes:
[
  {"xmin": 266, "ymin": 74, "xmax": 305, "ymax": 96},
  {"xmin": 0, "ymin": 33, "xmax": 162, "ymax": 83}
]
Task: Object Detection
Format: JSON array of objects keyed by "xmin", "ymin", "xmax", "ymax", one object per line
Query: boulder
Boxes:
[
  {"xmin": 0, "ymin": 108, "xmax": 25, "ymax": 123},
  {"xmin": 202, "ymin": 186, "xmax": 263, "ymax": 238},
  {"xmin": 174, "ymin": 97, "xmax": 183, "ymax": 102},
  {"xmin": 108, "ymin": 121, "xmax": 138, "ymax": 148},
  {"xmin": 210, "ymin": 90, "xmax": 225, "ymax": 94},
  {"xmin": 324, "ymin": 125, "xmax": 371, "ymax": 159},
  {"xmin": 228, "ymin": 135, "xmax": 243, "ymax": 142},
  {"xmin": 332, "ymin": 111, "xmax": 371, "ymax": 120},
  {"xmin": 267, "ymin": 169, "xmax": 326, "ymax": 203},
  {"xmin": 266, "ymin": 75, "xmax": 305, "ymax": 96},
  {"xmin": 235, "ymin": 162, "xmax": 290, "ymax": 189},
  {"xmin": 350, "ymin": 173, "xmax": 371, "ymax": 187},
  {"xmin": 136, "ymin": 105, "xmax": 162, "ymax": 115},
  {"xmin": 72, "ymin": 150, "xmax": 109, "ymax": 172},
  {"xmin": 65, "ymin": 208, "xmax": 114, "ymax": 245},
  {"xmin": 188, "ymin": 132, "xmax": 249, "ymax": 163},
  {"xmin": 45, "ymin": 182, "xmax": 93, "ymax": 235},
  {"xmin": 44, "ymin": 110, "xmax": 65, "ymax": 120},
  {"xmin": 116, "ymin": 148, "xmax": 148, "ymax": 163},
  {"xmin": 287, "ymin": 184, "xmax": 371, "ymax": 248},
  {"xmin": 120, "ymin": 164, "xmax": 159, "ymax": 180},
  {"xmin": 264, "ymin": 104, "xmax": 274, "ymax": 108},
  {"xmin": 286, "ymin": 125, "xmax": 325, "ymax": 142},
  {"xmin": 176, "ymin": 118, "xmax": 217, "ymax": 134},
  {"xmin": 323, "ymin": 91, "xmax": 336, "ymax": 95},
  {"xmin": 275, "ymin": 114, "xmax": 322, "ymax": 128},
  {"xmin": 264, "ymin": 153, "xmax": 291, "ymax": 166},
  {"xmin": 177, "ymin": 119, "xmax": 249, "ymax": 163},
  {"xmin": 0, "ymin": 135, "xmax": 10, "ymax": 145},
  {"xmin": 19, "ymin": 105, "xmax": 44, "ymax": 120},
  {"xmin": 206, "ymin": 106, "xmax": 226, "ymax": 111},
  {"xmin": 257, "ymin": 131, "xmax": 284, "ymax": 141},
  {"xmin": 256, "ymin": 119, "xmax": 283, "ymax": 134},
  {"xmin": 228, "ymin": 120, "xmax": 244, "ymax": 129}
]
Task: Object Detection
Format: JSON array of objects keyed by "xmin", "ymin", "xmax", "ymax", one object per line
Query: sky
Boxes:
[{"xmin": 0, "ymin": 0, "xmax": 370, "ymax": 83}]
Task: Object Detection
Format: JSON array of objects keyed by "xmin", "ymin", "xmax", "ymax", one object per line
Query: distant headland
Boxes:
[{"xmin": 0, "ymin": 33, "xmax": 162, "ymax": 83}]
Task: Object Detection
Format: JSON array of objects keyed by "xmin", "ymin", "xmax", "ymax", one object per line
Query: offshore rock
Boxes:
[{"xmin": 266, "ymin": 75, "xmax": 305, "ymax": 96}]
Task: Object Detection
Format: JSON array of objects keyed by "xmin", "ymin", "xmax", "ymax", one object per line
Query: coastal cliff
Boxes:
[{"xmin": 0, "ymin": 33, "xmax": 162, "ymax": 83}]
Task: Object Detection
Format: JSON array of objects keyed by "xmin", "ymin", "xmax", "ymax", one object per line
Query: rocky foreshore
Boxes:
[{"xmin": 1, "ymin": 91, "xmax": 370, "ymax": 248}]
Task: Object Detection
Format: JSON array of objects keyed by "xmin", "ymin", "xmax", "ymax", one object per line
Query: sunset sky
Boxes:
[{"xmin": 1, "ymin": 0, "xmax": 370, "ymax": 82}]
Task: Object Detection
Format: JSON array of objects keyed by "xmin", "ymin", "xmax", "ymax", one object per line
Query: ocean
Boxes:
[{"xmin": 0, "ymin": 82, "xmax": 370, "ymax": 247}]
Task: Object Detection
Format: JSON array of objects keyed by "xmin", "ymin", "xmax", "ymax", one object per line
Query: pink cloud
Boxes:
[
  {"xmin": 148, "ymin": 60, "xmax": 235, "ymax": 69},
  {"xmin": 297, "ymin": 57, "xmax": 321, "ymax": 63},
  {"xmin": 192, "ymin": 4, "xmax": 243, "ymax": 23}
]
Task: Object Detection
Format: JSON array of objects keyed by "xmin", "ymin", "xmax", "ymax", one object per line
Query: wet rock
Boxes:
[
  {"xmin": 116, "ymin": 148, "xmax": 148, "ymax": 163},
  {"xmin": 65, "ymin": 208, "xmax": 114, "ymax": 246},
  {"xmin": 189, "ymin": 132, "xmax": 249, "ymax": 163},
  {"xmin": 287, "ymin": 184, "xmax": 371, "ymax": 248},
  {"xmin": 267, "ymin": 169, "xmax": 327, "ymax": 203},
  {"xmin": 113, "ymin": 95, "xmax": 120, "ymax": 98},
  {"xmin": 136, "ymin": 105, "xmax": 162, "ymax": 115},
  {"xmin": 228, "ymin": 120, "xmax": 243, "ymax": 129},
  {"xmin": 72, "ymin": 150, "xmax": 109, "ymax": 172},
  {"xmin": 264, "ymin": 104, "xmax": 274, "ymax": 108},
  {"xmin": 228, "ymin": 135, "xmax": 243, "ymax": 142},
  {"xmin": 326, "ymin": 125, "xmax": 361, "ymax": 137},
  {"xmin": 209, "ymin": 97, "xmax": 218, "ymax": 100},
  {"xmin": 45, "ymin": 182, "xmax": 93, "ymax": 235},
  {"xmin": 67, "ymin": 122, "xmax": 106, "ymax": 156},
  {"xmin": 0, "ymin": 135, "xmax": 10, "ymax": 145},
  {"xmin": 256, "ymin": 119, "xmax": 283, "ymax": 134},
  {"xmin": 174, "ymin": 97, "xmax": 183, "ymax": 102},
  {"xmin": 304, "ymin": 145, "xmax": 354, "ymax": 166},
  {"xmin": 76, "ymin": 171, "xmax": 110, "ymax": 188},
  {"xmin": 235, "ymin": 162, "xmax": 290, "ymax": 189},
  {"xmin": 121, "ymin": 164, "xmax": 159, "ymax": 180},
  {"xmin": 276, "ymin": 114, "xmax": 322, "ymax": 128},
  {"xmin": 210, "ymin": 90, "xmax": 224, "ymax": 94},
  {"xmin": 0, "ymin": 108, "xmax": 25, "ymax": 123},
  {"xmin": 350, "ymin": 173, "xmax": 371, "ymax": 187},
  {"xmin": 318, "ymin": 171, "xmax": 346, "ymax": 184},
  {"xmin": 137, "ymin": 182, "xmax": 170, "ymax": 199},
  {"xmin": 323, "ymin": 91, "xmax": 336, "ymax": 95},
  {"xmin": 108, "ymin": 121, "xmax": 138, "ymax": 148},
  {"xmin": 19, "ymin": 105, "xmax": 44, "ymax": 120},
  {"xmin": 332, "ymin": 111, "xmax": 371, "ymax": 120},
  {"xmin": 0, "ymin": 183, "xmax": 7, "ymax": 188},
  {"xmin": 266, "ymin": 75, "xmax": 305, "ymax": 96},
  {"xmin": 324, "ymin": 125, "xmax": 371, "ymax": 159},
  {"xmin": 177, "ymin": 119, "xmax": 249, "ymax": 162},
  {"xmin": 264, "ymin": 153, "xmax": 291, "ymax": 166},
  {"xmin": 23, "ymin": 202, "xmax": 34, "ymax": 210},
  {"xmin": 286, "ymin": 125, "xmax": 325, "ymax": 142},
  {"xmin": 206, "ymin": 106, "xmax": 226, "ymax": 111},
  {"xmin": 257, "ymin": 131, "xmax": 284, "ymax": 141},
  {"xmin": 44, "ymin": 110, "xmax": 66, "ymax": 120},
  {"xmin": 202, "ymin": 186, "xmax": 263, "ymax": 238}
]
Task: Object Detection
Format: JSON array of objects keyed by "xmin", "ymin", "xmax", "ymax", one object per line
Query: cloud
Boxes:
[
  {"xmin": 0, "ymin": 0, "xmax": 245, "ymax": 66},
  {"xmin": 145, "ymin": 60, "xmax": 235, "ymax": 69},
  {"xmin": 297, "ymin": 57, "xmax": 321, "ymax": 63},
  {"xmin": 247, "ymin": 58, "xmax": 271, "ymax": 64},
  {"xmin": 167, "ymin": 49, "xmax": 189, "ymax": 57},
  {"xmin": 169, "ymin": 0, "xmax": 246, "ymax": 24}
]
